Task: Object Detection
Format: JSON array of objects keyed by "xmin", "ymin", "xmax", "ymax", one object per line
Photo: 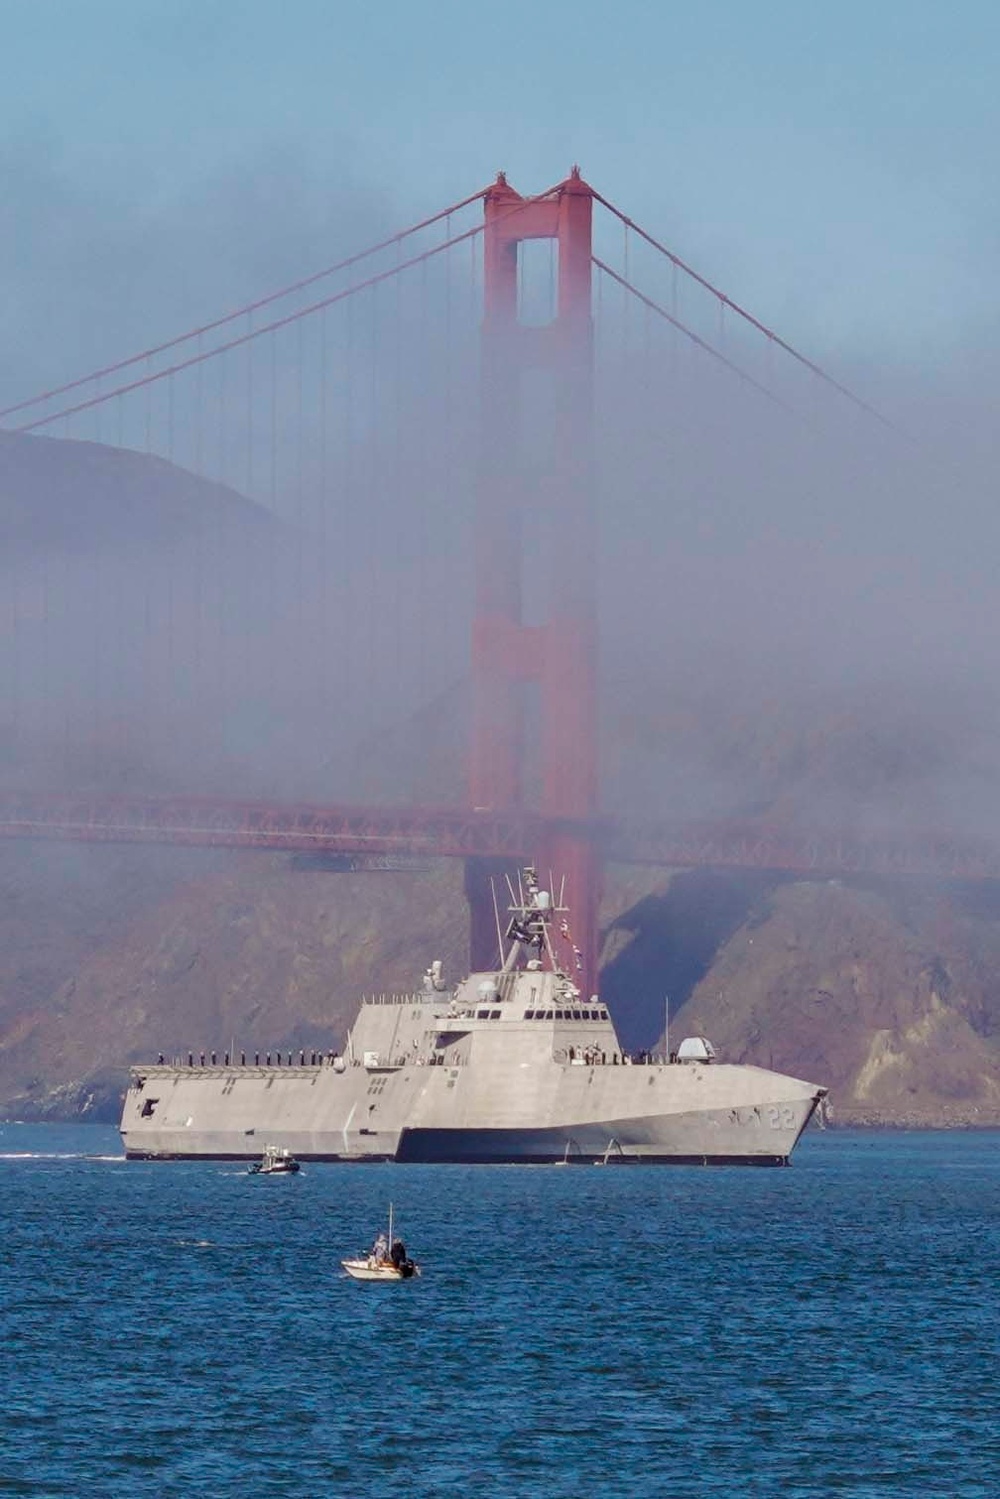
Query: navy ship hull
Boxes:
[
  {"xmin": 120, "ymin": 1048, "xmax": 823, "ymax": 1165},
  {"xmin": 120, "ymin": 870, "xmax": 826, "ymax": 1166},
  {"xmin": 394, "ymin": 1127, "xmax": 792, "ymax": 1166}
]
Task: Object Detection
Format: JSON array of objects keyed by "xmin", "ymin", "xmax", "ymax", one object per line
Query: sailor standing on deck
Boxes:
[{"xmin": 371, "ymin": 1232, "xmax": 388, "ymax": 1264}]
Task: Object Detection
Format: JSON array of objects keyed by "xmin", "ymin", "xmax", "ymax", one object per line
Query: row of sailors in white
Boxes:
[
  {"xmin": 164, "ymin": 1050, "xmax": 342, "ymax": 1067},
  {"xmin": 566, "ymin": 1046, "xmax": 666, "ymax": 1065},
  {"xmin": 565, "ymin": 1046, "xmax": 710, "ymax": 1066}
]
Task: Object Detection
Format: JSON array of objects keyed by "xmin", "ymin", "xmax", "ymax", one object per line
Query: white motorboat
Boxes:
[
  {"xmin": 342, "ymin": 1204, "xmax": 419, "ymax": 1281},
  {"xmin": 248, "ymin": 1144, "xmax": 301, "ymax": 1175}
]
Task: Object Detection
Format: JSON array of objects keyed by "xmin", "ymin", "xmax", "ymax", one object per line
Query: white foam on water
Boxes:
[{"xmin": 0, "ymin": 1151, "xmax": 126, "ymax": 1161}]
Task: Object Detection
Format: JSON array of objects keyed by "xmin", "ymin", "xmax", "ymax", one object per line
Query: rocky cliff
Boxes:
[
  {"xmin": 602, "ymin": 869, "xmax": 1000, "ymax": 1127},
  {"xmin": 2, "ymin": 845, "xmax": 999, "ymax": 1126}
]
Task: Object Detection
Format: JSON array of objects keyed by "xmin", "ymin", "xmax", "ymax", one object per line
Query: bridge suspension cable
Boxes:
[
  {"xmin": 0, "ymin": 185, "xmax": 494, "ymax": 425},
  {"xmin": 592, "ymin": 255, "xmax": 796, "ymax": 416},
  {"xmin": 591, "ymin": 188, "xmax": 897, "ymax": 432},
  {"xmin": 8, "ymin": 181, "xmax": 568, "ymax": 435},
  {"xmin": 12, "ymin": 220, "xmax": 490, "ymax": 433},
  {"xmin": 0, "ymin": 164, "xmax": 982, "ymax": 949}
]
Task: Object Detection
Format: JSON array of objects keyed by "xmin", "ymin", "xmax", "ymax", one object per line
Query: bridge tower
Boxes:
[{"xmin": 465, "ymin": 169, "xmax": 601, "ymax": 990}]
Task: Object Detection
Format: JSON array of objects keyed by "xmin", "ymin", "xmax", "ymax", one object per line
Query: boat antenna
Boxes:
[
  {"xmin": 388, "ymin": 1201, "xmax": 394, "ymax": 1245},
  {"xmin": 490, "ymin": 877, "xmax": 505, "ymax": 967},
  {"xmin": 664, "ymin": 994, "xmax": 669, "ymax": 1061},
  {"xmin": 541, "ymin": 916, "xmax": 558, "ymax": 973}
]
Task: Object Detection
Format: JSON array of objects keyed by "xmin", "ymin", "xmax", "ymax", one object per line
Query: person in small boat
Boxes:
[
  {"xmin": 390, "ymin": 1239, "xmax": 407, "ymax": 1269},
  {"xmin": 371, "ymin": 1232, "xmax": 388, "ymax": 1264}
]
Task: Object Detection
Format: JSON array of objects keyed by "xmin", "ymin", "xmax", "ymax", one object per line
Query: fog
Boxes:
[
  {"xmin": 2, "ymin": 141, "xmax": 1000, "ymax": 850},
  {"xmin": 0, "ymin": 136, "xmax": 391, "ymax": 405}
]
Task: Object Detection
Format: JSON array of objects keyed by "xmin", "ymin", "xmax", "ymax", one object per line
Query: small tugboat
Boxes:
[
  {"xmin": 342, "ymin": 1204, "xmax": 419, "ymax": 1282},
  {"xmin": 247, "ymin": 1144, "xmax": 301, "ymax": 1175}
]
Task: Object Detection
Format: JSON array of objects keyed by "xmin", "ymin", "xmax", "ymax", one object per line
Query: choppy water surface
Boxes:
[{"xmin": 2, "ymin": 1126, "xmax": 998, "ymax": 1497}]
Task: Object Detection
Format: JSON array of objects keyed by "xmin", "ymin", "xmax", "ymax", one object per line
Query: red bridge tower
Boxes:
[{"xmin": 465, "ymin": 169, "xmax": 601, "ymax": 989}]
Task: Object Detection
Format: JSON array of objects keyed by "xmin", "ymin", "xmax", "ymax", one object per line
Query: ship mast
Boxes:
[{"xmin": 497, "ymin": 865, "xmax": 580, "ymax": 987}]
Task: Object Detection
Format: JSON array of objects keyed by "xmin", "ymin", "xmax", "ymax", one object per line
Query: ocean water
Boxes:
[{"xmin": 1, "ymin": 1126, "xmax": 998, "ymax": 1498}]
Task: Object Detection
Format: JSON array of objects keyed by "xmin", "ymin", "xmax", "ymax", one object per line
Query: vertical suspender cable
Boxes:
[
  {"xmin": 92, "ymin": 513, "xmax": 102, "ymax": 762},
  {"xmin": 216, "ymin": 344, "xmax": 231, "ymax": 772},
  {"xmin": 392, "ymin": 241, "xmax": 404, "ymax": 719},
  {"xmin": 442, "ymin": 214, "xmax": 453, "ymax": 697},
  {"xmin": 345, "ymin": 291, "xmax": 355, "ymax": 749},
  {"xmin": 218, "ymin": 346, "xmax": 227, "ymax": 486},
  {"xmin": 269, "ymin": 327, "xmax": 278, "ymax": 509},
  {"xmin": 144, "ymin": 358, "xmax": 152, "ymax": 453},
  {"xmin": 196, "ymin": 335, "xmax": 204, "ymax": 475},
  {"xmin": 167, "ymin": 367, "xmax": 175, "ymax": 463},
  {"xmin": 10, "ymin": 551, "xmax": 19, "ymax": 758},
  {"xmin": 319, "ymin": 302, "xmax": 329, "ymax": 769},
  {"xmin": 622, "ymin": 222, "xmax": 630, "ymax": 371},
  {"xmin": 246, "ymin": 311, "xmax": 254, "ymax": 499},
  {"xmin": 366, "ymin": 282, "xmax": 378, "ymax": 744},
  {"xmin": 671, "ymin": 260, "xmax": 678, "ymax": 368},
  {"xmin": 295, "ymin": 311, "xmax": 305, "ymax": 669},
  {"xmin": 416, "ymin": 254, "xmax": 428, "ymax": 710}
]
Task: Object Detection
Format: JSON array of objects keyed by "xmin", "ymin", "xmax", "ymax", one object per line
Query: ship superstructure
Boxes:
[{"xmin": 120, "ymin": 868, "xmax": 825, "ymax": 1165}]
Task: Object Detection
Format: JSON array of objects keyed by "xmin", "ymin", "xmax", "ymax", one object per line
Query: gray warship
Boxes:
[{"xmin": 120, "ymin": 868, "xmax": 826, "ymax": 1165}]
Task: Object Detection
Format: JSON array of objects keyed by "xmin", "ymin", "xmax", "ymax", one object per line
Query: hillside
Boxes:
[
  {"xmin": 2, "ymin": 845, "xmax": 1000, "ymax": 1127},
  {"xmin": 602, "ymin": 869, "xmax": 1000, "ymax": 1126},
  {"xmin": 3, "ymin": 431, "xmax": 1000, "ymax": 1125},
  {"xmin": 0, "ymin": 844, "xmax": 468, "ymax": 1119},
  {"xmin": 0, "ymin": 429, "xmax": 275, "ymax": 553}
]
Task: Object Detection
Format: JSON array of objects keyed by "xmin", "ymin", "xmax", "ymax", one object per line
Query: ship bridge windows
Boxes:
[{"xmin": 545, "ymin": 1008, "xmax": 615, "ymax": 1021}]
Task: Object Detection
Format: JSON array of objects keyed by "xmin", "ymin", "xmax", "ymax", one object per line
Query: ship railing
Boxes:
[
  {"xmin": 136, "ymin": 1053, "xmax": 344, "ymax": 1072},
  {"xmin": 361, "ymin": 1050, "xmax": 468, "ymax": 1071},
  {"xmin": 360, "ymin": 993, "xmax": 424, "ymax": 1006}
]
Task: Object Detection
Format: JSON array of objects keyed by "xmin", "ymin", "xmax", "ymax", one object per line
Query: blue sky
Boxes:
[
  {"xmin": 2, "ymin": 0, "xmax": 998, "ymax": 387},
  {"xmin": 4, "ymin": 0, "xmax": 1000, "ymax": 784}
]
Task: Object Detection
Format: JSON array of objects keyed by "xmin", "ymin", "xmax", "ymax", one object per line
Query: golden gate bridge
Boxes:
[{"xmin": 1, "ymin": 168, "xmax": 990, "ymax": 990}]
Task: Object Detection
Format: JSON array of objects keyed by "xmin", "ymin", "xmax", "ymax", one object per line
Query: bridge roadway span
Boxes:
[{"xmin": 0, "ymin": 789, "xmax": 998, "ymax": 881}]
